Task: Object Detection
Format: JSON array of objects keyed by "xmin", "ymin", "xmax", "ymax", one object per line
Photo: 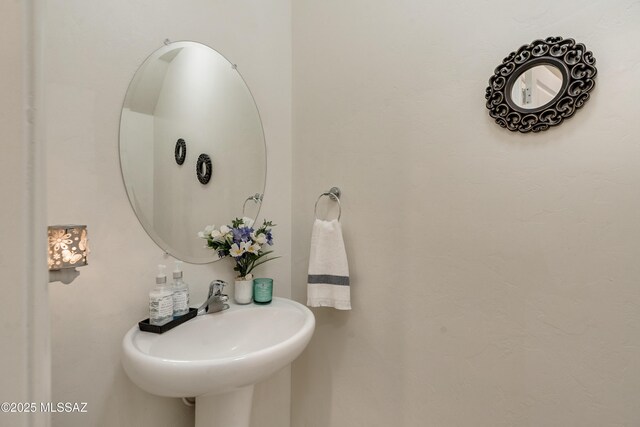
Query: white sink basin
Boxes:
[{"xmin": 122, "ymin": 297, "xmax": 315, "ymax": 427}]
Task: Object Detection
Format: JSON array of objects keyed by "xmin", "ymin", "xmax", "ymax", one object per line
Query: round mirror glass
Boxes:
[
  {"xmin": 119, "ymin": 41, "xmax": 266, "ymax": 263},
  {"xmin": 510, "ymin": 64, "xmax": 564, "ymax": 110}
]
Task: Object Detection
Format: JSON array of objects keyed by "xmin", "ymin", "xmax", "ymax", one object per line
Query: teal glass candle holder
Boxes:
[{"xmin": 253, "ymin": 278, "xmax": 273, "ymax": 304}]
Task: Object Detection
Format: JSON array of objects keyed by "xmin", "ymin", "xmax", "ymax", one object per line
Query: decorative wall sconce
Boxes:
[{"xmin": 48, "ymin": 225, "xmax": 89, "ymax": 284}]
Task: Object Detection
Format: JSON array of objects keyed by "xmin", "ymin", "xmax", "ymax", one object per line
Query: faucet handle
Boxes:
[
  {"xmin": 208, "ymin": 280, "xmax": 227, "ymax": 297},
  {"xmin": 198, "ymin": 280, "xmax": 229, "ymax": 316}
]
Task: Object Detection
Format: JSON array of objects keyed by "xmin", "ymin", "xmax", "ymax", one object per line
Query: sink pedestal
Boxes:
[{"xmin": 195, "ymin": 385, "xmax": 254, "ymax": 427}]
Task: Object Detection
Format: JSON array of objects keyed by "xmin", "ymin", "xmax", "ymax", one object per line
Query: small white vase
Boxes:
[{"xmin": 234, "ymin": 278, "xmax": 253, "ymax": 304}]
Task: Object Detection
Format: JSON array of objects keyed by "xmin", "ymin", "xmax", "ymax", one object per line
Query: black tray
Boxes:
[{"xmin": 138, "ymin": 308, "xmax": 198, "ymax": 334}]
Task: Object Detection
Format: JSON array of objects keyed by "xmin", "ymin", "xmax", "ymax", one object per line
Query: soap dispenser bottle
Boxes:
[
  {"xmin": 172, "ymin": 260, "xmax": 190, "ymax": 317},
  {"xmin": 149, "ymin": 264, "xmax": 173, "ymax": 326}
]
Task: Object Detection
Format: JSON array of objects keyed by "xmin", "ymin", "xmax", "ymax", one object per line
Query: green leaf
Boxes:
[{"xmin": 246, "ymin": 256, "xmax": 281, "ymax": 275}]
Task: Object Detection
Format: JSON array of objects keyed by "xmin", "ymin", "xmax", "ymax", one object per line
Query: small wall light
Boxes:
[{"xmin": 48, "ymin": 225, "xmax": 88, "ymax": 283}]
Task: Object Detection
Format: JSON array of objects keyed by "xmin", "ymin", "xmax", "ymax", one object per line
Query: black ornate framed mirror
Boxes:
[
  {"xmin": 485, "ymin": 37, "xmax": 597, "ymax": 133},
  {"xmin": 174, "ymin": 138, "xmax": 186, "ymax": 165}
]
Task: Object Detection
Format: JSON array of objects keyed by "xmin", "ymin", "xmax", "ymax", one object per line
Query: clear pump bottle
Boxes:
[
  {"xmin": 149, "ymin": 264, "xmax": 173, "ymax": 326},
  {"xmin": 172, "ymin": 261, "xmax": 190, "ymax": 317}
]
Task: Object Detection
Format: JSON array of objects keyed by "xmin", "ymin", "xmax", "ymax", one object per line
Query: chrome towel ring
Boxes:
[
  {"xmin": 314, "ymin": 187, "xmax": 342, "ymax": 221},
  {"xmin": 242, "ymin": 193, "xmax": 263, "ymax": 216}
]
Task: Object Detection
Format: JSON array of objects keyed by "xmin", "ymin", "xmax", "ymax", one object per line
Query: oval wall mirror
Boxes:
[
  {"xmin": 509, "ymin": 64, "xmax": 563, "ymax": 110},
  {"xmin": 485, "ymin": 37, "xmax": 597, "ymax": 133},
  {"xmin": 119, "ymin": 41, "xmax": 266, "ymax": 263}
]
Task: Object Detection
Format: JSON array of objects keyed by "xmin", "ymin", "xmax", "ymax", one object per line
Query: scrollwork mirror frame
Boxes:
[{"xmin": 485, "ymin": 37, "xmax": 597, "ymax": 133}]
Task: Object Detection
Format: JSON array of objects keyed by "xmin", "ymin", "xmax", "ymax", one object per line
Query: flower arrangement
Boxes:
[{"xmin": 198, "ymin": 217, "xmax": 279, "ymax": 279}]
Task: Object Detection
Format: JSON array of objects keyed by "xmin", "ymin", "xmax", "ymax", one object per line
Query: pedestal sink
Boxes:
[{"xmin": 121, "ymin": 297, "xmax": 315, "ymax": 427}]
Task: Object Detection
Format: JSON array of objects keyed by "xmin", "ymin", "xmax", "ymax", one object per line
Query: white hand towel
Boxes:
[{"xmin": 307, "ymin": 219, "xmax": 351, "ymax": 310}]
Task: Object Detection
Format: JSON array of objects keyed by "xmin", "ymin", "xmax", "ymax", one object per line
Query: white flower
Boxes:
[
  {"xmin": 197, "ymin": 231, "xmax": 206, "ymax": 239},
  {"xmin": 242, "ymin": 217, "xmax": 255, "ymax": 227},
  {"xmin": 204, "ymin": 225, "xmax": 215, "ymax": 234},
  {"xmin": 251, "ymin": 231, "xmax": 267, "ymax": 245},
  {"xmin": 229, "ymin": 243, "xmax": 246, "ymax": 257},
  {"xmin": 220, "ymin": 225, "xmax": 231, "ymax": 235},
  {"xmin": 246, "ymin": 242, "xmax": 261, "ymax": 254},
  {"xmin": 210, "ymin": 229, "xmax": 223, "ymax": 240}
]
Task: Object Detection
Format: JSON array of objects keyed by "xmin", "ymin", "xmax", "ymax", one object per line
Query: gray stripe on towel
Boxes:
[{"xmin": 308, "ymin": 274, "xmax": 350, "ymax": 286}]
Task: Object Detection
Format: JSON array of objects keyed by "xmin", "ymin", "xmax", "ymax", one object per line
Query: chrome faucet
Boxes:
[{"xmin": 197, "ymin": 280, "xmax": 229, "ymax": 315}]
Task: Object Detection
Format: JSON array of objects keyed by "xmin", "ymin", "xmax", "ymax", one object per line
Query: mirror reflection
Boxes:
[
  {"xmin": 120, "ymin": 41, "xmax": 266, "ymax": 263},
  {"xmin": 510, "ymin": 64, "xmax": 563, "ymax": 110}
]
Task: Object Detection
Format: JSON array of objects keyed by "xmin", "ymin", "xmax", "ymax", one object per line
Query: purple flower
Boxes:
[
  {"xmin": 232, "ymin": 226, "xmax": 253, "ymax": 243},
  {"xmin": 266, "ymin": 231, "xmax": 273, "ymax": 245}
]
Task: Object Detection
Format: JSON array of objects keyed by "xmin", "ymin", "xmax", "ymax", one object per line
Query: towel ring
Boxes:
[
  {"xmin": 242, "ymin": 193, "xmax": 263, "ymax": 216},
  {"xmin": 314, "ymin": 187, "xmax": 342, "ymax": 221}
]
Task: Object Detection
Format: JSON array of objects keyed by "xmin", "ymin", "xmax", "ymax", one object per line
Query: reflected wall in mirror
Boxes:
[
  {"xmin": 510, "ymin": 64, "xmax": 563, "ymax": 110},
  {"xmin": 120, "ymin": 41, "xmax": 266, "ymax": 263},
  {"xmin": 485, "ymin": 36, "xmax": 597, "ymax": 133}
]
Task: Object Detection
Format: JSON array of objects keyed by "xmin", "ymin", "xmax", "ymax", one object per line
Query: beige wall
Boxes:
[
  {"xmin": 45, "ymin": 1, "xmax": 291, "ymax": 426},
  {"xmin": 0, "ymin": 1, "xmax": 49, "ymax": 426},
  {"xmin": 26, "ymin": 1, "xmax": 640, "ymax": 426},
  {"xmin": 291, "ymin": 1, "xmax": 640, "ymax": 426},
  {"xmin": 0, "ymin": 5, "xmax": 29, "ymax": 420}
]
